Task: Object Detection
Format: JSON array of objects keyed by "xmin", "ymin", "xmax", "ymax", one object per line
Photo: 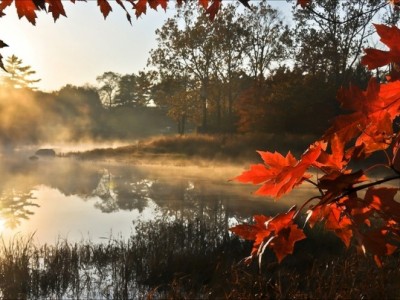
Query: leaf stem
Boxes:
[{"xmin": 334, "ymin": 174, "xmax": 400, "ymax": 202}]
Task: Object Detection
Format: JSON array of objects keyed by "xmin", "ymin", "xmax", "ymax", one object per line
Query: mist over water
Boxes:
[
  {"xmin": 0, "ymin": 153, "xmax": 306, "ymax": 244},
  {"xmin": 0, "ymin": 84, "xmax": 175, "ymax": 152},
  {"xmin": 0, "ymin": 83, "xmax": 317, "ymax": 246}
]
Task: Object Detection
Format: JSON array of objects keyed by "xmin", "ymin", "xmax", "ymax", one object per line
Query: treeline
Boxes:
[
  {"xmin": 0, "ymin": 84, "xmax": 174, "ymax": 146},
  {"xmin": 148, "ymin": 1, "xmax": 377, "ymax": 135},
  {"xmin": 0, "ymin": 0, "xmax": 382, "ymax": 145}
]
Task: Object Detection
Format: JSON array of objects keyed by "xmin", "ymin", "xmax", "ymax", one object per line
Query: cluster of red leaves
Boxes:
[{"xmin": 231, "ymin": 23, "xmax": 400, "ymax": 267}]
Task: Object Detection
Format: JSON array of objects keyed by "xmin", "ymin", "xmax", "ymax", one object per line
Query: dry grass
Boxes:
[
  {"xmin": 0, "ymin": 219, "xmax": 399, "ymax": 299},
  {"xmin": 65, "ymin": 133, "xmax": 319, "ymax": 166}
]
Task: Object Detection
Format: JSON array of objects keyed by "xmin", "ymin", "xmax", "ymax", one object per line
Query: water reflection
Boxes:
[
  {"xmin": 0, "ymin": 155, "xmax": 292, "ymax": 241},
  {"xmin": 92, "ymin": 169, "xmax": 152, "ymax": 213},
  {"xmin": 0, "ymin": 189, "xmax": 38, "ymax": 229}
]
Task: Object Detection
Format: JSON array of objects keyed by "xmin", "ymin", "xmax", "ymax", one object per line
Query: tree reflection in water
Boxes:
[
  {"xmin": 92, "ymin": 168, "xmax": 152, "ymax": 213},
  {"xmin": 0, "ymin": 189, "xmax": 38, "ymax": 229},
  {"xmin": 0, "ymin": 157, "xmax": 289, "ymax": 234},
  {"xmin": 0, "ymin": 159, "xmax": 318, "ymax": 298}
]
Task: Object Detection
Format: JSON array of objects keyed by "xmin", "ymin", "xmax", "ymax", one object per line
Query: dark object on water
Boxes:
[
  {"xmin": 35, "ymin": 149, "xmax": 56, "ymax": 157},
  {"xmin": 29, "ymin": 155, "xmax": 39, "ymax": 160}
]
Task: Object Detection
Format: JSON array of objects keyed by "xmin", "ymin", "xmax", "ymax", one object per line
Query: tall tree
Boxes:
[
  {"xmin": 292, "ymin": 0, "xmax": 382, "ymax": 86},
  {"xmin": 1, "ymin": 55, "xmax": 40, "ymax": 89},
  {"xmin": 96, "ymin": 71, "xmax": 121, "ymax": 109},
  {"xmin": 149, "ymin": 5, "xmax": 215, "ymax": 132},
  {"xmin": 211, "ymin": 4, "xmax": 247, "ymax": 128},
  {"xmin": 152, "ymin": 74, "xmax": 201, "ymax": 135},
  {"xmin": 115, "ymin": 71, "xmax": 156, "ymax": 107},
  {"xmin": 242, "ymin": 2, "xmax": 291, "ymax": 82}
]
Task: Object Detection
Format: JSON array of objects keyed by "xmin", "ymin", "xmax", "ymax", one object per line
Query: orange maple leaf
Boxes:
[
  {"xmin": 361, "ymin": 24, "xmax": 400, "ymax": 70},
  {"xmin": 230, "ymin": 215, "xmax": 272, "ymax": 257},
  {"xmin": 314, "ymin": 135, "xmax": 346, "ymax": 171},
  {"xmin": 230, "ymin": 208, "xmax": 306, "ymax": 263},
  {"xmin": 324, "ymin": 78, "xmax": 400, "ymax": 155},
  {"xmin": 235, "ymin": 144, "xmax": 321, "ymax": 198}
]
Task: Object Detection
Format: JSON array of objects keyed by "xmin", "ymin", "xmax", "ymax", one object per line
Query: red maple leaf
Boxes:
[
  {"xmin": 45, "ymin": 0, "xmax": 66, "ymax": 21},
  {"xmin": 15, "ymin": 0, "xmax": 37, "ymax": 24},
  {"xmin": 297, "ymin": 0, "xmax": 311, "ymax": 8},
  {"xmin": 324, "ymin": 78, "xmax": 400, "ymax": 156},
  {"xmin": 97, "ymin": 0, "xmax": 112, "ymax": 19},
  {"xmin": 235, "ymin": 144, "xmax": 321, "ymax": 198},
  {"xmin": 230, "ymin": 214, "xmax": 272, "ymax": 257},
  {"xmin": 361, "ymin": 24, "xmax": 400, "ymax": 70},
  {"xmin": 392, "ymin": 135, "xmax": 400, "ymax": 171},
  {"xmin": 135, "ymin": 0, "xmax": 148, "ymax": 17},
  {"xmin": 148, "ymin": 0, "xmax": 166, "ymax": 10},
  {"xmin": 230, "ymin": 208, "xmax": 306, "ymax": 263},
  {"xmin": 355, "ymin": 111, "xmax": 393, "ymax": 154},
  {"xmin": 364, "ymin": 187, "xmax": 400, "ymax": 222},
  {"xmin": 359, "ymin": 228, "xmax": 397, "ymax": 267},
  {"xmin": 318, "ymin": 169, "xmax": 368, "ymax": 202},
  {"xmin": 314, "ymin": 135, "xmax": 346, "ymax": 171},
  {"xmin": 205, "ymin": 0, "xmax": 221, "ymax": 21},
  {"xmin": 0, "ymin": 0, "xmax": 13, "ymax": 14},
  {"xmin": 0, "ymin": 39, "xmax": 7, "ymax": 71},
  {"xmin": 307, "ymin": 202, "xmax": 353, "ymax": 247},
  {"xmin": 198, "ymin": 0, "xmax": 209, "ymax": 10},
  {"xmin": 270, "ymin": 224, "xmax": 306, "ymax": 263}
]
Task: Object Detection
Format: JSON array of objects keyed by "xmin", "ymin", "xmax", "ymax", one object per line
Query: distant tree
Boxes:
[
  {"xmin": 152, "ymin": 74, "xmax": 201, "ymax": 135},
  {"xmin": 236, "ymin": 67, "xmax": 337, "ymax": 136},
  {"xmin": 96, "ymin": 71, "xmax": 121, "ymax": 109},
  {"xmin": 114, "ymin": 74, "xmax": 136, "ymax": 107},
  {"xmin": 242, "ymin": 2, "xmax": 291, "ymax": 82},
  {"xmin": 1, "ymin": 55, "xmax": 40, "ymax": 89},
  {"xmin": 115, "ymin": 70, "xmax": 156, "ymax": 107},
  {"xmin": 54, "ymin": 84, "xmax": 105, "ymax": 140}
]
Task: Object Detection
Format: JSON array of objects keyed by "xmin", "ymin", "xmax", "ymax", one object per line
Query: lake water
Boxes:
[{"xmin": 0, "ymin": 150, "xmax": 316, "ymax": 245}]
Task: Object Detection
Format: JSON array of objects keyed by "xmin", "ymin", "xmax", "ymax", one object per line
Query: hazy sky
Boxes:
[{"xmin": 1, "ymin": 1, "xmax": 291, "ymax": 92}]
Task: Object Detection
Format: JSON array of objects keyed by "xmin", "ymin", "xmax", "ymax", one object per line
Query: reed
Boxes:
[{"xmin": 0, "ymin": 219, "xmax": 398, "ymax": 299}]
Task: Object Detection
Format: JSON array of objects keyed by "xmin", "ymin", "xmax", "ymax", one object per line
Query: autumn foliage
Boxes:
[
  {"xmin": 231, "ymin": 22, "xmax": 400, "ymax": 267},
  {"xmin": 2, "ymin": 0, "xmax": 400, "ymax": 269}
]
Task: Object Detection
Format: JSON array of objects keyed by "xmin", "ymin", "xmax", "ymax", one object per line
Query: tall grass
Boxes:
[
  {"xmin": 0, "ymin": 219, "xmax": 399, "ymax": 299},
  {"xmin": 67, "ymin": 133, "xmax": 319, "ymax": 164}
]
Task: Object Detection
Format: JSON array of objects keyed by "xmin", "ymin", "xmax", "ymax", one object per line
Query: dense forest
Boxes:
[{"xmin": 0, "ymin": 1, "xmax": 384, "ymax": 145}]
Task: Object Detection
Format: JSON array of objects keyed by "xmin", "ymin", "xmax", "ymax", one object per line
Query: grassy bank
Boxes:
[
  {"xmin": 64, "ymin": 133, "xmax": 319, "ymax": 165},
  {"xmin": 1, "ymin": 218, "xmax": 399, "ymax": 299}
]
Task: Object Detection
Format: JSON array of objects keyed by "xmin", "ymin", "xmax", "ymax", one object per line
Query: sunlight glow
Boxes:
[{"xmin": 0, "ymin": 217, "xmax": 6, "ymax": 233}]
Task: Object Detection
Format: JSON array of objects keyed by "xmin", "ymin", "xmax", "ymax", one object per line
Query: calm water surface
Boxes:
[{"xmin": 0, "ymin": 150, "xmax": 314, "ymax": 244}]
